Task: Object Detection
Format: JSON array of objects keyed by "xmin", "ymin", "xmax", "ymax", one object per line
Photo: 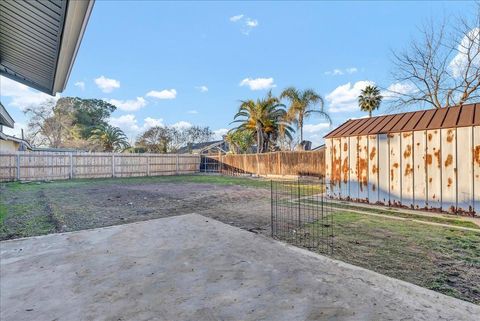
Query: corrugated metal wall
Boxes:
[{"xmin": 326, "ymin": 126, "xmax": 480, "ymax": 215}]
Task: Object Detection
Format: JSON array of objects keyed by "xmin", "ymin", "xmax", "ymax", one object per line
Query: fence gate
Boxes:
[
  {"xmin": 271, "ymin": 179, "xmax": 334, "ymax": 254},
  {"xmin": 200, "ymin": 155, "xmax": 220, "ymax": 173}
]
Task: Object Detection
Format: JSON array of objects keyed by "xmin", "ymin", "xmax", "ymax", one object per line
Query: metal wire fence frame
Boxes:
[{"xmin": 271, "ymin": 178, "xmax": 334, "ymax": 254}]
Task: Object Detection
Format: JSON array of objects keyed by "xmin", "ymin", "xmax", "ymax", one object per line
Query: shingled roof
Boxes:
[{"xmin": 324, "ymin": 103, "xmax": 480, "ymax": 138}]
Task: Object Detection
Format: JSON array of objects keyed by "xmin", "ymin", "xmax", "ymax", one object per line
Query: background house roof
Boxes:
[
  {"xmin": 0, "ymin": 0, "xmax": 94, "ymax": 95},
  {"xmin": 324, "ymin": 103, "xmax": 480, "ymax": 138},
  {"xmin": 0, "ymin": 102, "xmax": 14, "ymax": 128}
]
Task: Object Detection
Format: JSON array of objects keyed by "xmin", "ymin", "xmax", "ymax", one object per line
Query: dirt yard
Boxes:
[{"xmin": 1, "ymin": 174, "xmax": 479, "ymax": 304}]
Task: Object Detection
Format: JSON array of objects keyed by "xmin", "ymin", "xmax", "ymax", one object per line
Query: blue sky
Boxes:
[{"xmin": 0, "ymin": 1, "xmax": 475, "ymax": 146}]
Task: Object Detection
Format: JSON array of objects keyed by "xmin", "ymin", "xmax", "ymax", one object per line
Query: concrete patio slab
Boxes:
[{"xmin": 1, "ymin": 214, "xmax": 478, "ymax": 321}]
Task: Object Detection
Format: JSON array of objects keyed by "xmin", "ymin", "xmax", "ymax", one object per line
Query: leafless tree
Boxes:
[
  {"xmin": 24, "ymin": 99, "xmax": 73, "ymax": 147},
  {"xmin": 390, "ymin": 6, "xmax": 479, "ymax": 109}
]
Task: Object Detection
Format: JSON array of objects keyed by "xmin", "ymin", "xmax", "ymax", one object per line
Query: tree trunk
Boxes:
[
  {"xmin": 369, "ymin": 110, "xmax": 372, "ymax": 118},
  {"xmin": 256, "ymin": 123, "xmax": 263, "ymax": 153},
  {"xmin": 299, "ymin": 116, "xmax": 303, "ymax": 142}
]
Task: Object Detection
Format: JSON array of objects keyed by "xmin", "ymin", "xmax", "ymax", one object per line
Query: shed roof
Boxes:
[
  {"xmin": 0, "ymin": 0, "xmax": 94, "ymax": 95},
  {"xmin": 324, "ymin": 103, "xmax": 480, "ymax": 138}
]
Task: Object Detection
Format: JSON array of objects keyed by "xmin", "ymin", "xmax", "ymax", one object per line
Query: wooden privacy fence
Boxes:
[
  {"xmin": 0, "ymin": 152, "xmax": 201, "ymax": 182},
  {"xmin": 203, "ymin": 149, "xmax": 325, "ymax": 178}
]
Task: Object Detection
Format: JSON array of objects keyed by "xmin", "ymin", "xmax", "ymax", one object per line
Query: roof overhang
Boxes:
[
  {"xmin": 0, "ymin": 102, "xmax": 14, "ymax": 128},
  {"xmin": 0, "ymin": 0, "xmax": 94, "ymax": 96}
]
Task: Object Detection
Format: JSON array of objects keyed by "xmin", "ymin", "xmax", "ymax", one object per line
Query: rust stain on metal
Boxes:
[
  {"xmin": 369, "ymin": 147, "xmax": 376, "ymax": 160},
  {"xmin": 475, "ymin": 145, "xmax": 480, "ymax": 165},
  {"xmin": 343, "ymin": 142, "xmax": 348, "ymax": 152},
  {"xmin": 393, "ymin": 163, "xmax": 399, "ymax": 168},
  {"xmin": 425, "ymin": 154, "xmax": 433, "ymax": 165},
  {"xmin": 434, "ymin": 150, "xmax": 441, "ymax": 168},
  {"xmin": 357, "ymin": 157, "xmax": 368, "ymax": 191},
  {"xmin": 342, "ymin": 158, "xmax": 349, "ymax": 184},
  {"xmin": 390, "ymin": 169, "xmax": 394, "ymax": 181},
  {"xmin": 372, "ymin": 164, "xmax": 378, "ymax": 174},
  {"xmin": 447, "ymin": 177, "xmax": 453, "ymax": 187},
  {"xmin": 330, "ymin": 145, "xmax": 342, "ymax": 186},
  {"xmin": 372, "ymin": 184, "xmax": 376, "ymax": 191},
  {"xmin": 446, "ymin": 129, "xmax": 454, "ymax": 143},
  {"xmin": 402, "ymin": 132, "xmax": 412, "ymax": 138},
  {"xmin": 429, "ymin": 177, "xmax": 432, "ymax": 183},
  {"xmin": 404, "ymin": 163, "xmax": 413, "ymax": 176},
  {"xmin": 444, "ymin": 154, "xmax": 453, "ymax": 167},
  {"xmin": 403, "ymin": 145, "xmax": 412, "ymax": 158},
  {"xmin": 428, "ymin": 133, "xmax": 433, "ymax": 141}
]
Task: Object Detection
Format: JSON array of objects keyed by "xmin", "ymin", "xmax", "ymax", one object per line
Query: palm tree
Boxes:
[
  {"xmin": 280, "ymin": 87, "xmax": 331, "ymax": 144},
  {"xmin": 232, "ymin": 92, "xmax": 294, "ymax": 153},
  {"xmin": 358, "ymin": 85, "xmax": 383, "ymax": 117},
  {"xmin": 89, "ymin": 125, "xmax": 130, "ymax": 152}
]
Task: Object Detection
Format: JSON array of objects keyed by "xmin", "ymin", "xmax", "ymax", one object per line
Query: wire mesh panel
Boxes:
[
  {"xmin": 271, "ymin": 179, "xmax": 334, "ymax": 254},
  {"xmin": 200, "ymin": 155, "xmax": 220, "ymax": 173}
]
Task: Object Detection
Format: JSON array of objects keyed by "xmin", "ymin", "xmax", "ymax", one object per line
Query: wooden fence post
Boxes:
[
  {"xmin": 112, "ymin": 154, "xmax": 115, "ymax": 178},
  {"xmin": 69, "ymin": 152, "xmax": 73, "ymax": 179},
  {"xmin": 176, "ymin": 154, "xmax": 179, "ymax": 175},
  {"xmin": 277, "ymin": 152, "xmax": 281, "ymax": 176},
  {"xmin": 146, "ymin": 154, "xmax": 150, "ymax": 176},
  {"xmin": 16, "ymin": 153, "xmax": 20, "ymax": 181}
]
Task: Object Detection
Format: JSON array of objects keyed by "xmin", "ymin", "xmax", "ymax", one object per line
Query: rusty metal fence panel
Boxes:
[
  {"xmin": 413, "ymin": 130, "xmax": 427, "ymax": 209},
  {"xmin": 426, "ymin": 130, "xmax": 442, "ymax": 210},
  {"xmin": 378, "ymin": 134, "xmax": 390, "ymax": 205},
  {"xmin": 457, "ymin": 127, "xmax": 473, "ymax": 213},
  {"xmin": 368, "ymin": 135, "xmax": 378, "ymax": 204}
]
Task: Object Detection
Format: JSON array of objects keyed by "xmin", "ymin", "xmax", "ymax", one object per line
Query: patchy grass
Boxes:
[
  {"xmin": 301, "ymin": 199, "xmax": 479, "ymax": 230},
  {"xmin": 325, "ymin": 211, "xmax": 480, "ymax": 304}
]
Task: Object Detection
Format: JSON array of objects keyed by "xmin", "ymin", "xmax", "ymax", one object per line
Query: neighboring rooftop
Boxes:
[
  {"xmin": 325, "ymin": 103, "xmax": 480, "ymax": 138},
  {"xmin": 0, "ymin": 0, "xmax": 94, "ymax": 95},
  {"xmin": 177, "ymin": 140, "xmax": 226, "ymax": 154},
  {"xmin": 0, "ymin": 102, "xmax": 14, "ymax": 128}
]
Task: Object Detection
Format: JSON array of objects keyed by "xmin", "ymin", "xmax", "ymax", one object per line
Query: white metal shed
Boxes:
[{"xmin": 324, "ymin": 103, "xmax": 480, "ymax": 216}]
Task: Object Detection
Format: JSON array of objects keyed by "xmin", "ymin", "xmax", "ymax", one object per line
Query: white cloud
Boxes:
[
  {"xmin": 245, "ymin": 18, "xmax": 258, "ymax": 28},
  {"xmin": 187, "ymin": 110, "xmax": 199, "ymax": 114},
  {"xmin": 229, "ymin": 14, "xmax": 244, "ymax": 22},
  {"xmin": 213, "ymin": 128, "xmax": 229, "ymax": 140},
  {"xmin": 303, "ymin": 122, "xmax": 331, "ymax": 134},
  {"xmin": 239, "ymin": 77, "xmax": 276, "ymax": 90},
  {"xmin": 382, "ymin": 82, "xmax": 416, "ymax": 100},
  {"xmin": 303, "ymin": 122, "xmax": 332, "ymax": 146},
  {"xmin": 3, "ymin": 122, "xmax": 27, "ymax": 138},
  {"xmin": 109, "ymin": 114, "xmax": 163, "ymax": 138},
  {"xmin": 107, "ymin": 97, "xmax": 147, "ymax": 112},
  {"xmin": 0, "ymin": 76, "xmax": 60, "ymax": 110},
  {"xmin": 326, "ymin": 80, "xmax": 375, "ymax": 113},
  {"xmin": 230, "ymin": 14, "xmax": 259, "ymax": 35},
  {"xmin": 195, "ymin": 85, "xmax": 208, "ymax": 92},
  {"xmin": 94, "ymin": 76, "xmax": 120, "ymax": 93},
  {"xmin": 74, "ymin": 81, "xmax": 85, "ymax": 90},
  {"xmin": 172, "ymin": 121, "xmax": 192, "ymax": 130},
  {"xmin": 143, "ymin": 117, "xmax": 163, "ymax": 128},
  {"xmin": 324, "ymin": 67, "xmax": 358, "ymax": 76},
  {"xmin": 449, "ymin": 28, "xmax": 480, "ymax": 78},
  {"xmin": 146, "ymin": 89, "xmax": 177, "ymax": 99}
]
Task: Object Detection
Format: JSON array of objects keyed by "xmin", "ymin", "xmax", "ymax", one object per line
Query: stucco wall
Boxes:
[{"xmin": 0, "ymin": 140, "xmax": 19, "ymax": 153}]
